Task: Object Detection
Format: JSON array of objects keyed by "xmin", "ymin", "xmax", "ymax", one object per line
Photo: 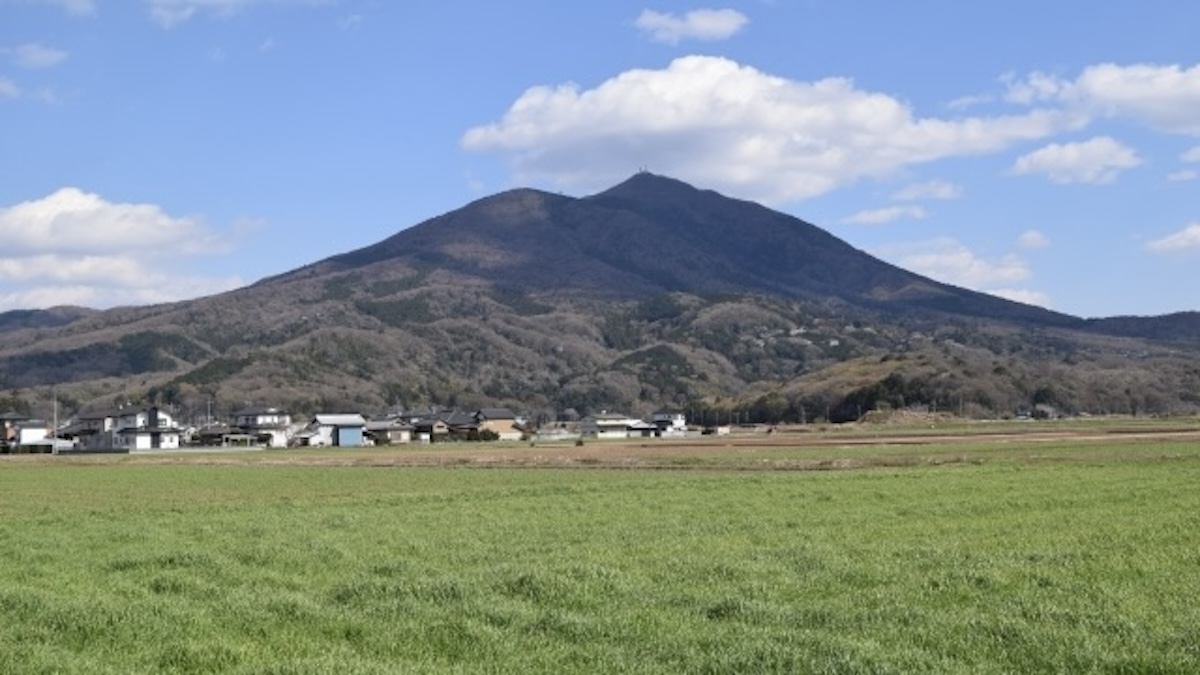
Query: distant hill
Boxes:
[
  {"xmin": 1084, "ymin": 312, "xmax": 1200, "ymax": 344},
  {"xmin": 0, "ymin": 173, "xmax": 1196, "ymax": 422},
  {"xmin": 0, "ymin": 306, "xmax": 96, "ymax": 334}
]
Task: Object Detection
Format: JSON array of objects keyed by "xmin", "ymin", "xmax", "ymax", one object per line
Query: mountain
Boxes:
[
  {"xmin": 278, "ymin": 173, "xmax": 1078, "ymax": 326},
  {"xmin": 1, "ymin": 173, "xmax": 1197, "ymax": 423}
]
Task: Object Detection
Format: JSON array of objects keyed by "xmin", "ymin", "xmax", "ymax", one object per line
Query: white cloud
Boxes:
[
  {"xmin": 1167, "ymin": 169, "xmax": 1197, "ymax": 182},
  {"xmin": 0, "ymin": 187, "xmax": 227, "ymax": 253},
  {"xmin": 0, "ymin": 77, "xmax": 18, "ymax": 98},
  {"xmin": 891, "ymin": 180, "xmax": 961, "ymax": 201},
  {"xmin": 0, "ymin": 188, "xmax": 243, "ymax": 310},
  {"xmin": 1010, "ymin": 136, "xmax": 1141, "ymax": 184},
  {"xmin": 1182, "ymin": 146, "xmax": 1200, "ymax": 162},
  {"xmin": 843, "ymin": 205, "xmax": 926, "ymax": 225},
  {"xmin": 1073, "ymin": 63, "xmax": 1200, "ymax": 135},
  {"xmin": 1017, "ymin": 230, "xmax": 1050, "ymax": 249},
  {"xmin": 1003, "ymin": 71, "xmax": 1067, "ymax": 105},
  {"xmin": 989, "ymin": 288, "xmax": 1051, "ymax": 308},
  {"xmin": 874, "ymin": 238, "xmax": 1041, "ymax": 304},
  {"xmin": 462, "ymin": 56, "xmax": 1077, "ymax": 204},
  {"xmin": 946, "ymin": 93, "xmax": 993, "ymax": 110},
  {"xmin": 635, "ymin": 8, "xmax": 749, "ymax": 45},
  {"xmin": 337, "ymin": 13, "xmax": 361, "ymax": 30},
  {"xmin": 10, "ymin": 43, "xmax": 68, "ymax": 68},
  {"xmin": 1146, "ymin": 223, "xmax": 1200, "ymax": 254},
  {"xmin": 1007, "ymin": 63, "xmax": 1200, "ymax": 135},
  {"xmin": 145, "ymin": 0, "xmax": 332, "ymax": 28}
]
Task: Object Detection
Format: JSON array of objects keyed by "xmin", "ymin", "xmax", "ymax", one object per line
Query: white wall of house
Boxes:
[
  {"xmin": 120, "ymin": 430, "xmax": 181, "ymax": 450},
  {"xmin": 16, "ymin": 426, "xmax": 49, "ymax": 445},
  {"xmin": 258, "ymin": 429, "xmax": 290, "ymax": 448}
]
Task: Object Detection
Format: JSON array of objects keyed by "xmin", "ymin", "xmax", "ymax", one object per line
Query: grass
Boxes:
[{"xmin": 1, "ymin": 434, "xmax": 1198, "ymax": 673}]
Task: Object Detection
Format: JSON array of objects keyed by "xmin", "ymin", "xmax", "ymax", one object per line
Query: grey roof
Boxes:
[
  {"xmin": 77, "ymin": 406, "xmax": 124, "ymax": 420},
  {"xmin": 476, "ymin": 408, "xmax": 516, "ymax": 420},
  {"xmin": 314, "ymin": 414, "xmax": 367, "ymax": 426},
  {"xmin": 366, "ymin": 420, "xmax": 414, "ymax": 432},
  {"xmin": 442, "ymin": 411, "xmax": 478, "ymax": 427}
]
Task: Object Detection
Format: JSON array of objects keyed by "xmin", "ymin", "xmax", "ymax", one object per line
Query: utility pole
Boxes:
[{"xmin": 51, "ymin": 388, "xmax": 58, "ymax": 455}]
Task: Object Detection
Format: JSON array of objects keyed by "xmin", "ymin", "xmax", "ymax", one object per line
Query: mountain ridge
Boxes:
[{"xmin": 0, "ymin": 173, "xmax": 1196, "ymax": 422}]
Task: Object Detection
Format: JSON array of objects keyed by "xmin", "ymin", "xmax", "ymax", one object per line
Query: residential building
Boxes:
[
  {"xmin": 299, "ymin": 414, "xmax": 367, "ymax": 447},
  {"xmin": 651, "ymin": 409, "xmax": 689, "ymax": 437},
  {"xmin": 475, "ymin": 408, "xmax": 522, "ymax": 440},
  {"xmin": 580, "ymin": 412, "xmax": 646, "ymax": 439},
  {"xmin": 232, "ymin": 406, "xmax": 293, "ymax": 448},
  {"xmin": 365, "ymin": 419, "xmax": 413, "ymax": 445}
]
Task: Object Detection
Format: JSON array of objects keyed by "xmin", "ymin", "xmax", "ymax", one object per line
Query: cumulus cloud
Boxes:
[
  {"xmin": 0, "ymin": 188, "xmax": 244, "ymax": 311},
  {"xmin": 635, "ymin": 8, "xmax": 749, "ymax": 45},
  {"xmin": 1010, "ymin": 136, "xmax": 1141, "ymax": 184},
  {"xmin": 0, "ymin": 77, "xmax": 18, "ymax": 98},
  {"xmin": 1146, "ymin": 223, "xmax": 1200, "ymax": 254},
  {"xmin": 843, "ymin": 205, "xmax": 926, "ymax": 225},
  {"xmin": 1182, "ymin": 146, "xmax": 1200, "ymax": 162},
  {"xmin": 1017, "ymin": 230, "xmax": 1050, "ymax": 249},
  {"xmin": 145, "ymin": 0, "xmax": 331, "ymax": 28},
  {"xmin": 989, "ymin": 288, "xmax": 1051, "ymax": 307},
  {"xmin": 462, "ymin": 55, "xmax": 1076, "ymax": 204},
  {"xmin": 1006, "ymin": 63, "xmax": 1200, "ymax": 135},
  {"xmin": 891, "ymin": 180, "xmax": 961, "ymax": 201},
  {"xmin": 874, "ymin": 237, "xmax": 1046, "ymax": 306},
  {"xmin": 9, "ymin": 43, "xmax": 68, "ymax": 68},
  {"xmin": 1167, "ymin": 169, "xmax": 1197, "ymax": 182}
]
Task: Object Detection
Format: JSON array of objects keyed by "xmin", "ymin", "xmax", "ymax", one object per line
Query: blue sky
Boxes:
[{"xmin": 2, "ymin": 0, "xmax": 1198, "ymax": 318}]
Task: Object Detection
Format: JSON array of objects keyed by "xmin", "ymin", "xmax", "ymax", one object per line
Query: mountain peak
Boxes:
[{"xmin": 594, "ymin": 171, "xmax": 705, "ymax": 201}]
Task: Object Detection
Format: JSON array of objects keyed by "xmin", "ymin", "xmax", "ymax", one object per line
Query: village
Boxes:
[{"xmin": 0, "ymin": 404, "xmax": 699, "ymax": 454}]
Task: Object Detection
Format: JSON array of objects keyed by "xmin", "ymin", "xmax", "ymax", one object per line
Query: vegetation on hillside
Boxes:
[{"xmin": 0, "ymin": 173, "xmax": 1196, "ymax": 424}]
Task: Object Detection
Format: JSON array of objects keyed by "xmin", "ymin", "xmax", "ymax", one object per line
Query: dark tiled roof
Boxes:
[{"xmin": 233, "ymin": 406, "xmax": 289, "ymax": 416}]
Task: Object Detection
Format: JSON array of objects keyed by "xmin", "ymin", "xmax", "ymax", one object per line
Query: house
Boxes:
[
  {"xmin": 4, "ymin": 418, "xmax": 52, "ymax": 450},
  {"xmin": 58, "ymin": 406, "xmax": 123, "ymax": 450},
  {"xmin": 628, "ymin": 420, "xmax": 659, "ymax": 438},
  {"xmin": 304, "ymin": 414, "xmax": 367, "ymax": 447},
  {"xmin": 114, "ymin": 407, "xmax": 182, "ymax": 451},
  {"xmin": 1, "ymin": 410, "xmax": 29, "ymax": 448},
  {"xmin": 532, "ymin": 424, "xmax": 580, "ymax": 442},
  {"xmin": 475, "ymin": 408, "xmax": 523, "ymax": 441},
  {"xmin": 60, "ymin": 406, "xmax": 181, "ymax": 451},
  {"xmin": 365, "ymin": 419, "xmax": 413, "ymax": 445},
  {"xmin": 410, "ymin": 415, "xmax": 450, "ymax": 443},
  {"xmin": 442, "ymin": 410, "xmax": 479, "ymax": 437},
  {"xmin": 232, "ymin": 406, "xmax": 293, "ymax": 448},
  {"xmin": 580, "ymin": 412, "xmax": 646, "ymax": 439},
  {"xmin": 651, "ymin": 409, "xmax": 689, "ymax": 437}
]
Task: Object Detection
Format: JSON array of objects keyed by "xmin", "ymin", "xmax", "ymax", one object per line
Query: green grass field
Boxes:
[{"xmin": 1, "ymin": 432, "xmax": 1198, "ymax": 673}]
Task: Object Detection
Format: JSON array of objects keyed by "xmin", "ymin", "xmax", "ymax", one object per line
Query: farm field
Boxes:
[{"xmin": 1, "ymin": 422, "xmax": 1198, "ymax": 673}]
